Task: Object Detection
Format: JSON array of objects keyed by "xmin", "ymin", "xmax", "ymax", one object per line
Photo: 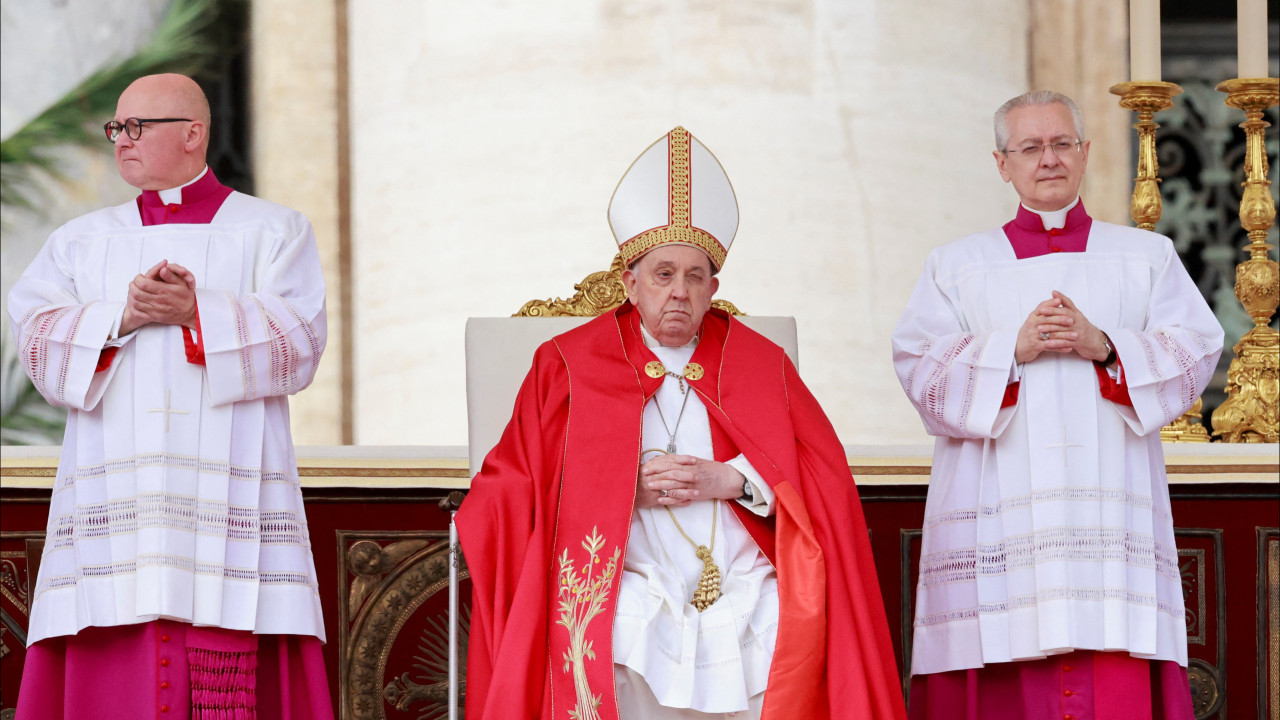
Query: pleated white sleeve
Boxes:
[{"xmin": 197, "ymin": 218, "xmax": 327, "ymax": 407}]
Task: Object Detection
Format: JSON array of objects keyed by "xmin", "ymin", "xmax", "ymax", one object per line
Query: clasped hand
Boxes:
[
  {"xmin": 635, "ymin": 454, "xmax": 745, "ymax": 509},
  {"xmin": 119, "ymin": 260, "xmax": 198, "ymax": 335},
  {"xmin": 1015, "ymin": 290, "xmax": 1109, "ymax": 364}
]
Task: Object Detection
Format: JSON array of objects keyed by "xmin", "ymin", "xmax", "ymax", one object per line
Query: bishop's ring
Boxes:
[
  {"xmin": 1039, "ymin": 332, "xmax": 1050, "ymax": 340},
  {"xmin": 660, "ymin": 489, "xmax": 669, "ymax": 497}
]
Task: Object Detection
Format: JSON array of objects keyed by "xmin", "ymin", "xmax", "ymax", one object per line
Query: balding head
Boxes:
[{"xmin": 112, "ymin": 74, "xmax": 211, "ymax": 190}]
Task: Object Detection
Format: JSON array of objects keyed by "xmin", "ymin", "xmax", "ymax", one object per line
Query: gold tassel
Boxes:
[
  {"xmin": 691, "ymin": 546, "xmax": 722, "ymax": 612},
  {"xmin": 665, "ymin": 499, "xmax": 722, "ymax": 612}
]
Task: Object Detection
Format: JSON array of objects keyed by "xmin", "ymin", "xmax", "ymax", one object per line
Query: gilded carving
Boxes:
[
  {"xmin": 1214, "ymin": 332, "xmax": 1280, "ymax": 443},
  {"xmin": 339, "ymin": 532, "xmax": 469, "ymax": 720},
  {"xmin": 517, "ymin": 255, "xmax": 631, "ymax": 317},
  {"xmin": 1131, "ymin": 176, "xmax": 1164, "ymax": 230},
  {"xmin": 0, "ymin": 553, "xmax": 30, "ymax": 617},
  {"xmin": 1109, "ymin": 81, "xmax": 1215, "ymax": 441},
  {"xmin": 515, "ymin": 252, "xmax": 744, "ymax": 318},
  {"xmin": 1211, "ymin": 78, "xmax": 1279, "ymax": 444},
  {"xmin": 382, "ymin": 613, "xmax": 468, "ymax": 718},
  {"xmin": 1161, "ymin": 398, "xmax": 1210, "ymax": 443},
  {"xmin": 556, "ymin": 527, "xmax": 621, "ymax": 720},
  {"xmin": 1187, "ymin": 658, "xmax": 1225, "ymax": 719},
  {"xmin": 1110, "ymin": 81, "xmax": 1180, "ymax": 231},
  {"xmin": 347, "ymin": 539, "xmax": 429, "ymax": 619},
  {"xmin": 1179, "ymin": 548, "xmax": 1207, "ymax": 645}
]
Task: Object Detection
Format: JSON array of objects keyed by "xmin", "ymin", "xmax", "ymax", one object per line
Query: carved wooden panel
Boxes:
[
  {"xmin": 899, "ymin": 528, "xmax": 922, "ymax": 698},
  {"xmin": 0, "ymin": 532, "xmax": 43, "ymax": 719},
  {"xmin": 1261, "ymin": 527, "xmax": 1280, "ymax": 720},
  {"xmin": 337, "ymin": 530, "xmax": 470, "ymax": 720},
  {"xmin": 897, "ymin": 527, "xmax": 1228, "ymax": 717},
  {"xmin": 1177, "ymin": 529, "xmax": 1227, "ymax": 720}
]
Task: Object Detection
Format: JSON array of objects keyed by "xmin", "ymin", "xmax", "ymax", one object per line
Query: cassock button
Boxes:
[
  {"xmin": 160, "ymin": 681, "xmax": 170, "ymax": 690},
  {"xmin": 168, "ymin": 205, "xmax": 180, "ymax": 213},
  {"xmin": 1062, "ymin": 664, "xmax": 1072, "ymax": 672},
  {"xmin": 160, "ymin": 657, "xmax": 170, "ymax": 667},
  {"xmin": 161, "ymin": 705, "xmax": 170, "ymax": 713},
  {"xmin": 1064, "ymin": 716, "xmax": 1074, "ymax": 720},
  {"xmin": 161, "ymin": 634, "xmax": 170, "ymax": 643},
  {"xmin": 1063, "ymin": 689, "xmax": 1073, "ymax": 697}
]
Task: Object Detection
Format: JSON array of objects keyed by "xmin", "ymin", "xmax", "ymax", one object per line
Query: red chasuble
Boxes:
[{"xmin": 458, "ymin": 302, "xmax": 907, "ymax": 720}]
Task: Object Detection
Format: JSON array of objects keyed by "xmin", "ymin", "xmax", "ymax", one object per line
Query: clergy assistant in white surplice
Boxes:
[
  {"xmin": 893, "ymin": 91, "xmax": 1222, "ymax": 720},
  {"xmin": 8, "ymin": 74, "xmax": 334, "ymax": 719}
]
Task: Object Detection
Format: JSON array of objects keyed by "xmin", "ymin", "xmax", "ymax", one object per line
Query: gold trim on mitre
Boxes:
[
  {"xmin": 620, "ymin": 226, "xmax": 727, "ymax": 270},
  {"xmin": 609, "ymin": 126, "xmax": 737, "ymax": 271}
]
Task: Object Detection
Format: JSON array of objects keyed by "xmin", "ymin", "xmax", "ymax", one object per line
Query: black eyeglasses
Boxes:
[{"xmin": 103, "ymin": 117, "xmax": 192, "ymax": 143}]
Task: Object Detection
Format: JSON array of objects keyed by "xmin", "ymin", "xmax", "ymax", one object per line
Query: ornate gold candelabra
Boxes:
[
  {"xmin": 1109, "ymin": 81, "xmax": 1211, "ymax": 442},
  {"xmin": 1110, "ymin": 81, "xmax": 1183, "ymax": 230},
  {"xmin": 1210, "ymin": 78, "xmax": 1280, "ymax": 443}
]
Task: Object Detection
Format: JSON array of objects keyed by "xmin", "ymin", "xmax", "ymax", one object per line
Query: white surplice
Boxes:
[
  {"xmin": 611, "ymin": 328, "xmax": 779, "ymax": 716},
  {"xmin": 891, "ymin": 221, "xmax": 1223, "ymax": 675},
  {"xmin": 8, "ymin": 191, "xmax": 327, "ymax": 645}
]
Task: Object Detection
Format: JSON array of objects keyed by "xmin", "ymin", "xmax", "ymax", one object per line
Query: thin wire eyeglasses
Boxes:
[
  {"xmin": 103, "ymin": 118, "xmax": 192, "ymax": 143},
  {"xmin": 1003, "ymin": 139, "xmax": 1084, "ymax": 161}
]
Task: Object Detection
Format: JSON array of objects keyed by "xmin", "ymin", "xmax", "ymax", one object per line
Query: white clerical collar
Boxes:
[
  {"xmin": 157, "ymin": 165, "xmax": 209, "ymax": 205},
  {"xmin": 640, "ymin": 323, "xmax": 699, "ymax": 350},
  {"xmin": 1022, "ymin": 196, "xmax": 1080, "ymax": 231}
]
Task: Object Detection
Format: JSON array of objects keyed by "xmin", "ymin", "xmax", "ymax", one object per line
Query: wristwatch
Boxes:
[
  {"xmin": 741, "ymin": 478, "xmax": 754, "ymax": 502},
  {"xmin": 1102, "ymin": 334, "xmax": 1117, "ymax": 367}
]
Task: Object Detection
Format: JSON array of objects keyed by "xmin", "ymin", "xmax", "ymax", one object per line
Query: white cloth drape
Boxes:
[
  {"xmin": 8, "ymin": 193, "xmax": 328, "ymax": 644},
  {"xmin": 891, "ymin": 222, "xmax": 1222, "ymax": 675}
]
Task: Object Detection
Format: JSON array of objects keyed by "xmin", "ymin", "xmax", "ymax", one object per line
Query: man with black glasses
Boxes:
[
  {"xmin": 9, "ymin": 73, "xmax": 333, "ymax": 719},
  {"xmin": 892, "ymin": 90, "xmax": 1221, "ymax": 720}
]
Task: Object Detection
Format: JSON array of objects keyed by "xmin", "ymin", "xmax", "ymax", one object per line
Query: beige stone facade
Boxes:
[{"xmin": 249, "ymin": 0, "xmax": 1134, "ymax": 448}]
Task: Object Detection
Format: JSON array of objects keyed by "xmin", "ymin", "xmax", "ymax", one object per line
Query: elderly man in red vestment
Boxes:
[{"xmin": 458, "ymin": 127, "xmax": 906, "ymax": 720}]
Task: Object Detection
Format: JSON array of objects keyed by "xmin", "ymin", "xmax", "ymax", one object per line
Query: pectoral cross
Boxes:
[
  {"xmin": 147, "ymin": 389, "xmax": 189, "ymax": 432},
  {"xmin": 1044, "ymin": 424, "xmax": 1084, "ymax": 468}
]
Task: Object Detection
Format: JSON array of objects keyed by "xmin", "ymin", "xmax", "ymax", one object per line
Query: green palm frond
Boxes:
[
  {"xmin": 0, "ymin": 0, "xmax": 219, "ymax": 211},
  {"xmin": 0, "ymin": 325, "xmax": 66, "ymax": 446}
]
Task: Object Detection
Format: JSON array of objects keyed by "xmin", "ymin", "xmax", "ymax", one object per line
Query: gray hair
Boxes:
[{"xmin": 994, "ymin": 90, "xmax": 1086, "ymax": 151}]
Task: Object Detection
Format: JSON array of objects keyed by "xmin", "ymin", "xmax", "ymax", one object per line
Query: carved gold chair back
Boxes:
[{"xmin": 514, "ymin": 253, "xmax": 743, "ymax": 317}]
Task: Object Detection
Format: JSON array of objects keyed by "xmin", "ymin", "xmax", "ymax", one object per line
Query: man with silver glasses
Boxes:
[
  {"xmin": 9, "ymin": 73, "xmax": 333, "ymax": 719},
  {"xmin": 892, "ymin": 90, "xmax": 1222, "ymax": 720}
]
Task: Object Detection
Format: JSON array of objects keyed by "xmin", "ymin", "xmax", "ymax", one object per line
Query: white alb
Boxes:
[
  {"xmin": 8, "ymin": 191, "xmax": 327, "ymax": 644},
  {"xmin": 892, "ymin": 221, "xmax": 1223, "ymax": 675}
]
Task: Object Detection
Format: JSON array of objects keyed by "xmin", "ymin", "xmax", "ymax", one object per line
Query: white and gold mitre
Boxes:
[{"xmin": 608, "ymin": 126, "xmax": 738, "ymax": 271}]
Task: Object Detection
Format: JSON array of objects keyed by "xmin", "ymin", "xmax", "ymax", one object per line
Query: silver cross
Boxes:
[{"xmin": 147, "ymin": 389, "xmax": 189, "ymax": 432}]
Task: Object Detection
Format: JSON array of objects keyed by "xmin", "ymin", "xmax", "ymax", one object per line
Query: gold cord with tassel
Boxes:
[{"xmin": 664, "ymin": 499, "xmax": 721, "ymax": 611}]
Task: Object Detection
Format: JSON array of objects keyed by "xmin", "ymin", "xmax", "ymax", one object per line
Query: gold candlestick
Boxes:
[
  {"xmin": 1109, "ymin": 81, "xmax": 1183, "ymax": 230},
  {"xmin": 1210, "ymin": 77, "xmax": 1280, "ymax": 444},
  {"xmin": 1109, "ymin": 81, "xmax": 1211, "ymax": 442}
]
